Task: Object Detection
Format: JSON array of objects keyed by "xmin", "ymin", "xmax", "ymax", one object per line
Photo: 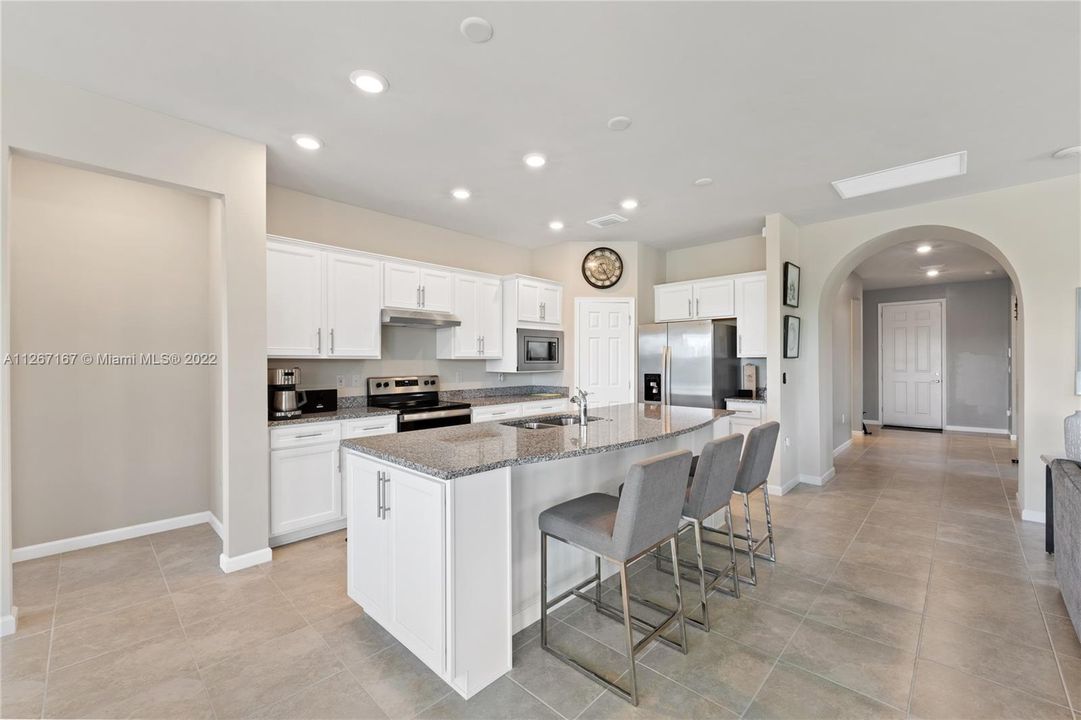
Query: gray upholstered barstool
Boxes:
[
  {"xmin": 728, "ymin": 421, "xmax": 781, "ymax": 585},
  {"xmin": 654, "ymin": 433, "xmax": 744, "ymax": 631},
  {"xmin": 539, "ymin": 449, "xmax": 692, "ymax": 706}
]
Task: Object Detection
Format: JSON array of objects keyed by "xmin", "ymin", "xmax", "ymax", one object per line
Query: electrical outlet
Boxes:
[
  {"xmin": 351, "ymin": 374, "xmax": 361, "ymax": 387},
  {"xmin": 336, "ymin": 375, "xmax": 345, "ymax": 390},
  {"xmin": 498, "ymin": 373, "xmax": 505, "ymax": 383},
  {"xmin": 784, "ymin": 436, "xmax": 791, "ymax": 449},
  {"xmin": 455, "ymin": 371, "xmax": 462, "ymax": 382},
  {"xmin": 841, "ymin": 413, "xmax": 846, "ymax": 425}
]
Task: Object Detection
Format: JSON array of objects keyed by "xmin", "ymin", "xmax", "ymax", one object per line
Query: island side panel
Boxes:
[{"xmin": 509, "ymin": 423, "xmax": 716, "ymax": 632}]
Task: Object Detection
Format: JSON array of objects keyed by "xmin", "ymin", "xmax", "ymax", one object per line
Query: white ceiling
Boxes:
[
  {"xmin": 3, "ymin": 2, "xmax": 1079, "ymax": 249},
  {"xmin": 854, "ymin": 228, "xmax": 1006, "ymax": 290}
]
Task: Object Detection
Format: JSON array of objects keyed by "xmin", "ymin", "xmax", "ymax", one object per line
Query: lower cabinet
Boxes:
[
  {"xmin": 726, "ymin": 401, "xmax": 765, "ymax": 439},
  {"xmin": 471, "ymin": 398, "xmax": 569, "ymax": 423},
  {"xmin": 345, "ymin": 451, "xmax": 512, "ymax": 699}
]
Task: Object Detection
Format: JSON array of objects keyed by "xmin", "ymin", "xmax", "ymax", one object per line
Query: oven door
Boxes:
[
  {"xmin": 517, "ymin": 329, "xmax": 564, "ymax": 372},
  {"xmin": 397, "ymin": 408, "xmax": 472, "ymax": 432}
]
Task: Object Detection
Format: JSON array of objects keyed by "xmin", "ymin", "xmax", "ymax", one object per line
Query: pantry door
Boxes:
[
  {"xmin": 880, "ymin": 300, "xmax": 944, "ymax": 429},
  {"xmin": 575, "ymin": 298, "xmax": 635, "ymax": 406}
]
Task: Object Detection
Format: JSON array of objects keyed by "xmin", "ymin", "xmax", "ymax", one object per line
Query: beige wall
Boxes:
[
  {"xmin": 831, "ymin": 273, "xmax": 863, "ymax": 451},
  {"xmin": 665, "ymin": 234, "xmax": 766, "ymax": 282},
  {"xmin": 637, "ymin": 243, "xmax": 666, "ymax": 325},
  {"xmin": 9, "ymin": 156, "xmax": 214, "ymax": 546}
]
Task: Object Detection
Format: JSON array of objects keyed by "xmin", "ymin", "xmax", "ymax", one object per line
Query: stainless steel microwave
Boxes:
[{"xmin": 516, "ymin": 328, "xmax": 563, "ymax": 372}]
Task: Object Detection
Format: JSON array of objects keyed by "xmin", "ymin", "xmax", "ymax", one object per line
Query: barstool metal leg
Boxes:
[
  {"xmin": 594, "ymin": 556, "xmax": 603, "ymax": 608},
  {"xmin": 690, "ymin": 520, "xmax": 710, "ymax": 633},
  {"xmin": 669, "ymin": 537, "xmax": 688, "ymax": 654},
  {"xmin": 742, "ymin": 492, "xmax": 758, "ymax": 585},
  {"xmin": 618, "ymin": 562, "xmax": 638, "ymax": 706},
  {"xmin": 540, "ymin": 531, "xmax": 550, "ymax": 649},
  {"xmin": 725, "ymin": 506, "xmax": 741, "ymax": 598},
  {"xmin": 762, "ymin": 485, "xmax": 777, "ymax": 562}
]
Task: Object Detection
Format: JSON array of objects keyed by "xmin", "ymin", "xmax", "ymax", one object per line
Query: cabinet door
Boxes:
[
  {"xmin": 730, "ymin": 418, "xmax": 760, "ymax": 441},
  {"xmin": 269, "ymin": 442, "xmax": 341, "ymax": 536},
  {"xmin": 267, "ymin": 241, "xmax": 324, "ymax": 357},
  {"xmin": 386, "ymin": 470, "xmax": 446, "ymax": 672},
  {"xmin": 538, "ymin": 283, "xmax": 562, "ymax": 325},
  {"xmin": 471, "ymin": 403, "xmax": 523, "ymax": 423},
  {"xmin": 327, "ymin": 253, "xmax": 381, "ymax": 358},
  {"xmin": 517, "ymin": 280, "xmax": 541, "ymax": 323},
  {"xmin": 419, "ymin": 268, "xmax": 455, "ymax": 313},
  {"xmin": 383, "ymin": 262, "xmax": 422, "ymax": 310},
  {"xmin": 694, "ymin": 278, "xmax": 735, "ymax": 318},
  {"xmin": 735, "ymin": 275, "xmax": 768, "ymax": 357},
  {"xmin": 452, "ymin": 275, "xmax": 481, "ymax": 357},
  {"xmin": 478, "ymin": 278, "xmax": 502, "ymax": 357},
  {"xmin": 345, "ymin": 455, "xmax": 389, "ymax": 615},
  {"xmin": 655, "ymin": 283, "xmax": 694, "ymax": 322}
]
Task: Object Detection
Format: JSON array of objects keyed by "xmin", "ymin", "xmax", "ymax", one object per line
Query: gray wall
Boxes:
[{"xmin": 863, "ymin": 278, "xmax": 1012, "ymax": 430}]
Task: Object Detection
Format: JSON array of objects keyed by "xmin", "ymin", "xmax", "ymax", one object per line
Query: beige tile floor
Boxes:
[{"xmin": 3, "ymin": 428, "xmax": 1078, "ymax": 719}]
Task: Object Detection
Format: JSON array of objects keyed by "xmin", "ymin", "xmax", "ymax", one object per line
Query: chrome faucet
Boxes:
[{"xmin": 570, "ymin": 387, "xmax": 590, "ymax": 424}]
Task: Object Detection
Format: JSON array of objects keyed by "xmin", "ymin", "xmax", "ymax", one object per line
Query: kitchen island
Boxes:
[{"xmin": 341, "ymin": 402, "xmax": 732, "ymax": 699}]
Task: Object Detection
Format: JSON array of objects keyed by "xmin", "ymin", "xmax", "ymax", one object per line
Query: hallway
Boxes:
[{"xmin": 3, "ymin": 430, "xmax": 1078, "ymax": 719}]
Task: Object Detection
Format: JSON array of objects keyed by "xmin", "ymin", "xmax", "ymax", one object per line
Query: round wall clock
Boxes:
[{"xmin": 581, "ymin": 247, "xmax": 624, "ymax": 289}]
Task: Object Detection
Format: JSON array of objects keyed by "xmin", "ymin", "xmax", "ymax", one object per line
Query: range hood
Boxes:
[{"xmin": 380, "ymin": 308, "xmax": 462, "ymax": 329}]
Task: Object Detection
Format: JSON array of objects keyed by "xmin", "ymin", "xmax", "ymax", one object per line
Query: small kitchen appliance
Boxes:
[
  {"xmin": 516, "ymin": 328, "xmax": 564, "ymax": 372},
  {"xmin": 268, "ymin": 367, "xmax": 305, "ymax": 420},
  {"xmin": 367, "ymin": 375, "xmax": 472, "ymax": 432}
]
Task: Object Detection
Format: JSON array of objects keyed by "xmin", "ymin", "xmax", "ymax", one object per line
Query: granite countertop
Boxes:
[
  {"xmin": 466, "ymin": 393, "xmax": 569, "ymax": 408},
  {"xmin": 725, "ymin": 397, "xmax": 766, "ymax": 405},
  {"xmin": 342, "ymin": 403, "xmax": 732, "ymax": 479},
  {"xmin": 268, "ymin": 406, "xmax": 397, "ymax": 428}
]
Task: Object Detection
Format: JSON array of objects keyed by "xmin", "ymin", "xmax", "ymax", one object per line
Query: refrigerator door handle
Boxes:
[{"xmin": 662, "ymin": 345, "xmax": 671, "ymax": 406}]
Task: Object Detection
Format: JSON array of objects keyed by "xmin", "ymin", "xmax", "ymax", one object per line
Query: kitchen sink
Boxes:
[{"xmin": 501, "ymin": 414, "xmax": 605, "ymax": 429}]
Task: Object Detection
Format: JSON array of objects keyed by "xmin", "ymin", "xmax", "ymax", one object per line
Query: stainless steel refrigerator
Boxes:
[{"xmin": 639, "ymin": 320, "xmax": 740, "ymax": 408}]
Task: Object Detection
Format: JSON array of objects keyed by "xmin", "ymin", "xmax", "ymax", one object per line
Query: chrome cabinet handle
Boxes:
[
  {"xmin": 330, "ymin": 328, "xmax": 335, "ymax": 354},
  {"xmin": 421, "ymin": 286, "xmax": 426, "ymax": 308},
  {"xmin": 381, "ymin": 474, "xmax": 390, "ymax": 518},
  {"xmin": 376, "ymin": 471, "xmax": 383, "ymax": 518},
  {"xmin": 317, "ymin": 328, "xmax": 322, "ymax": 353},
  {"xmin": 294, "ymin": 432, "xmax": 324, "ymax": 439},
  {"xmin": 416, "ymin": 286, "xmax": 421, "ymax": 308},
  {"xmin": 481, "ymin": 336, "xmax": 485, "ymax": 354},
  {"xmin": 687, "ymin": 298, "xmax": 692, "ymax": 317},
  {"xmin": 696, "ymin": 298, "xmax": 700, "ymax": 315},
  {"xmin": 738, "ymin": 335, "xmax": 742, "ymax": 355}
]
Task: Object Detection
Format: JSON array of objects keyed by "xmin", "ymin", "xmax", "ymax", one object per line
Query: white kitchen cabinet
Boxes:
[
  {"xmin": 436, "ymin": 275, "xmax": 502, "ymax": 359},
  {"xmin": 267, "ymin": 240, "xmax": 324, "ymax": 357},
  {"xmin": 340, "ymin": 415, "xmax": 398, "ymax": 438},
  {"xmin": 471, "ymin": 403, "xmax": 523, "ymax": 423},
  {"xmin": 269, "ymin": 422, "xmax": 342, "ymax": 538},
  {"xmin": 471, "ymin": 398, "xmax": 569, "ymax": 422},
  {"xmin": 326, "ymin": 252, "xmax": 381, "ymax": 358},
  {"xmin": 383, "ymin": 261, "xmax": 455, "ymax": 313},
  {"xmin": 655, "ymin": 283, "xmax": 694, "ymax": 322},
  {"xmin": 726, "ymin": 400, "xmax": 764, "ymax": 440},
  {"xmin": 515, "ymin": 277, "xmax": 562, "ymax": 325},
  {"xmin": 520, "ymin": 398, "xmax": 569, "ymax": 416},
  {"xmin": 346, "ymin": 454, "xmax": 390, "ymax": 614},
  {"xmin": 695, "ymin": 277, "xmax": 735, "ymax": 318},
  {"xmin": 734, "ymin": 274, "xmax": 768, "ymax": 358}
]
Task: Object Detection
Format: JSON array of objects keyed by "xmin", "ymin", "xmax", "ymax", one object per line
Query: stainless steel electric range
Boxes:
[{"xmin": 366, "ymin": 375, "xmax": 471, "ymax": 432}]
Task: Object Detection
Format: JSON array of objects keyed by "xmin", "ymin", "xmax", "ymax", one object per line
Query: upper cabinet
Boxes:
[
  {"xmin": 436, "ymin": 275, "xmax": 502, "ymax": 359},
  {"xmin": 515, "ymin": 277, "xmax": 562, "ymax": 325},
  {"xmin": 383, "ymin": 262, "xmax": 455, "ymax": 314},
  {"xmin": 734, "ymin": 274, "xmax": 767, "ymax": 358},
  {"xmin": 267, "ymin": 241, "xmax": 325, "ymax": 357},
  {"xmin": 653, "ymin": 271, "xmax": 767, "ymax": 358},
  {"xmin": 267, "ymin": 237, "xmax": 381, "ymax": 359}
]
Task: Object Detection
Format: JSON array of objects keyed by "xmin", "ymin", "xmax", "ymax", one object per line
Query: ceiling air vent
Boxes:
[{"xmin": 586, "ymin": 214, "xmax": 628, "ymax": 229}]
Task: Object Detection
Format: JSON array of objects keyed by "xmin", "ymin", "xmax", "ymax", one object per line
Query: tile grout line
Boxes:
[{"xmin": 148, "ymin": 532, "xmax": 220, "ymax": 720}]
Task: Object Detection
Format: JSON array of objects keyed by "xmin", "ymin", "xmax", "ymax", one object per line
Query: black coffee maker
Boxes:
[{"xmin": 268, "ymin": 367, "xmax": 306, "ymax": 420}]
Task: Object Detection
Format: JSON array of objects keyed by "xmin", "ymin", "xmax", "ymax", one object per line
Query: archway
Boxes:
[{"xmin": 812, "ymin": 225, "xmax": 1026, "ymax": 506}]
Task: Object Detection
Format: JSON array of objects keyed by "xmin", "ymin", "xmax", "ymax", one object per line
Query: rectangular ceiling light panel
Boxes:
[{"xmin": 832, "ymin": 151, "xmax": 967, "ymax": 199}]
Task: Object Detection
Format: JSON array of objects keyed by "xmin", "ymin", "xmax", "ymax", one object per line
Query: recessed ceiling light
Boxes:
[
  {"xmin": 694, "ymin": 177, "xmax": 714, "ymax": 186},
  {"xmin": 451, "ymin": 188, "xmax": 471, "ymax": 200},
  {"xmin": 460, "ymin": 17, "xmax": 494, "ymax": 43},
  {"xmin": 548, "ymin": 220, "xmax": 564, "ymax": 231},
  {"xmin": 292, "ymin": 134, "xmax": 322, "ymax": 150},
  {"xmin": 620, "ymin": 198, "xmax": 639, "ymax": 210},
  {"xmin": 1053, "ymin": 145, "xmax": 1081, "ymax": 159},
  {"xmin": 349, "ymin": 70, "xmax": 388, "ymax": 94},
  {"xmin": 607, "ymin": 116, "xmax": 632, "ymax": 131},
  {"xmin": 523, "ymin": 153, "xmax": 547, "ymax": 169},
  {"xmin": 926, "ymin": 269, "xmax": 940, "ymax": 277},
  {"xmin": 984, "ymin": 270, "xmax": 995, "ymax": 275},
  {"xmin": 916, "ymin": 244, "xmax": 932, "ymax": 254},
  {"xmin": 832, "ymin": 151, "xmax": 967, "ymax": 199}
]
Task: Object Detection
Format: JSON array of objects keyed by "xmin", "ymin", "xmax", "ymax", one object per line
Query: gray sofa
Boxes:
[{"xmin": 1053, "ymin": 459, "xmax": 1081, "ymax": 641}]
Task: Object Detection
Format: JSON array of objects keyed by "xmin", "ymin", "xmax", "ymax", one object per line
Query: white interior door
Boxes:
[
  {"xmin": 576, "ymin": 298, "xmax": 634, "ymax": 405},
  {"xmin": 880, "ymin": 301, "xmax": 944, "ymax": 429}
]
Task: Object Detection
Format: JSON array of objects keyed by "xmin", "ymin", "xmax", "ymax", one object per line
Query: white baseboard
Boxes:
[
  {"xmin": 863, "ymin": 420, "xmax": 882, "ymax": 426},
  {"xmin": 767, "ymin": 473, "xmax": 802, "ymax": 496},
  {"xmin": 833, "ymin": 439, "xmax": 853, "ymax": 457},
  {"xmin": 12, "ymin": 511, "xmax": 216, "ymax": 562},
  {"xmin": 0, "ymin": 609, "xmax": 18, "ymax": 637},
  {"xmin": 219, "ymin": 547, "xmax": 272, "ymax": 573},
  {"xmin": 1021, "ymin": 509, "xmax": 1046, "ymax": 524},
  {"xmin": 944, "ymin": 425, "xmax": 1010, "ymax": 435},
  {"xmin": 799, "ymin": 467, "xmax": 837, "ymax": 487},
  {"xmin": 207, "ymin": 512, "xmax": 224, "ymax": 540}
]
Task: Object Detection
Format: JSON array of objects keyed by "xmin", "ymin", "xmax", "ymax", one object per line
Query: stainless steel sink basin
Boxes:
[
  {"xmin": 513, "ymin": 421, "xmax": 550, "ymax": 430},
  {"xmin": 501, "ymin": 414, "xmax": 606, "ymax": 429}
]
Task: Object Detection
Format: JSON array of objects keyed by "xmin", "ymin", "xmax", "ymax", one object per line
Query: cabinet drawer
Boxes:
[
  {"xmin": 725, "ymin": 402, "xmax": 763, "ymax": 421},
  {"xmin": 270, "ymin": 421, "xmax": 341, "ymax": 450},
  {"xmin": 520, "ymin": 399, "xmax": 568, "ymax": 416},
  {"xmin": 471, "ymin": 403, "xmax": 523, "ymax": 422},
  {"xmin": 341, "ymin": 415, "xmax": 398, "ymax": 438}
]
